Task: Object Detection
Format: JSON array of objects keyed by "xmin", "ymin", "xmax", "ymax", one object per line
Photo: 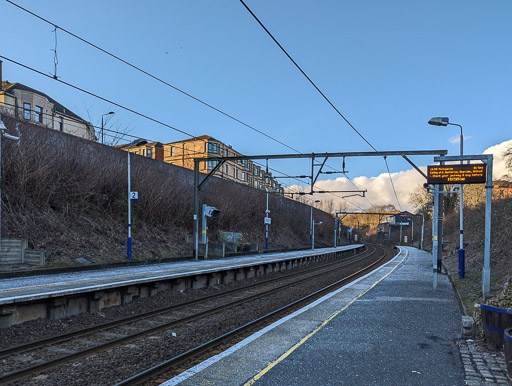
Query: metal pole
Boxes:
[
  {"xmin": 399, "ymin": 223, "xmax": 402, "ymax": 245},
  {"xmin": 432, "ymin": 184, "xmax": 439, "ymax": 289},
  {"xmin": 420, "ymin": 213, "xmax": 424, "ymax": 251},
  {"xmin": 437, "ymin": 183, "xmax": 444, "ymax": 272},
  {"xmin": 101, "ymin": 115, "xmax": 104, "ymax": 145},
  {"xmin": 458, "ymin": 127, "xmax": 465, "ymax": 279},
  {"xmin": 334, "ymin": 216, "xmax": 337, "ymax": 248},
  {"xmin": 265, "ymin": 189, "xmax": 269, "ymax": 250},
  {"xmin": 0, "ymin": 131, "xmax": 2, "ymax": 260},
  {"xmin": 483, "ymin": 156, "xmax": 493, "ymax": 297},
  {"xmin": 310, "ymin": 205, "xmax": 313, "ymax": 241},
  {"xmin": 201, "ymin": 203, "xmax": 207, "ymax": 244},
  {"xmin": 127, "ymin": 151, "xmax": 132, "ymax": 260},
  {"xmin": 312, "ymin": 221, "xmax": 315, "ymax": 250},
  {"xmin": 411, "ymin": 217, "xmax": 414, "ymax": 246},
  {"xmin": 193, "ymin": 160, "xmax": 199, "ymax": 260}
]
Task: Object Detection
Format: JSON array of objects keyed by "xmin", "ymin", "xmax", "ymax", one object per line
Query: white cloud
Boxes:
[
  {"xmin": 286, "ymin": 139, "xmax": 512, "ymax": 212},
  {"xmin": 483, "ymin": 139, "xmax": 512, "ymax": 180}
]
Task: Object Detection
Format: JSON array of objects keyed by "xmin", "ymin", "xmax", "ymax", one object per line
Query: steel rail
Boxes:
[
  {"xmin": 115, "ymin": 245, "xmax": 393, "ymax": 385},
  {"xmin": 0, "ymin": 246, "xmax": 367, "ymax": 360},
  {"xmin": 0, "ymin": 246, "xmax": 376, "ymax": 384}
]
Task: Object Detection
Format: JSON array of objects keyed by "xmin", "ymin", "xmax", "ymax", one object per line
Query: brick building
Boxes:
[{"xmin": 119, "ymin": 135, "xmax": 283, "ymax": 192}]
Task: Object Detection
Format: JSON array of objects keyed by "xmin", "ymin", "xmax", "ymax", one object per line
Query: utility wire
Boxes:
[
  {"xmin": 6, "ymin": 0, "xmax": 301, "ymax": 154},
  {"xmin": 239, "ymin": 0, "xmax": 402, "ymax": 210},
  {"xmin": 383, "ymin": 156, "xmax": 402, "ymax": 209},
  {"xmin": 0, "ymin": 55, "xmax": 198, "ymax": 139},
  {"xmin": 239, "ymin": 0, "xmax": 377, "ymax": 152},
  {"xmin": 6, "ymin": 0, "xmax": 366, "ymax": 209}
]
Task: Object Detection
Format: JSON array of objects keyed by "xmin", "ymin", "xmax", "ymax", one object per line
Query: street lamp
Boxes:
[
  {"xmin": 428, "ymin": 116, "xmax": 465, "ymax": 278},
  {"xmin": 310, "ymin": 199, "xmax": 320, "ymax": 241},
  {"xmin": 101, "ymin": 111, "xmax": 115, "ymax": 144},
  {"xmin": 312, "ymin": 221, "xmax": 323, "ymax": 250}
]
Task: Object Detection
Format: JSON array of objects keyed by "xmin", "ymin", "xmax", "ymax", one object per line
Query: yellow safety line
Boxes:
[{"xmin": 244, "ymin": 248, "xmax": 409, "ymax": 385}]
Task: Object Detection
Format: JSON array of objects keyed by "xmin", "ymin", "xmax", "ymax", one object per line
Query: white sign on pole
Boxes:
[
  {"xmin": 264, "ymin": 217, "xmax": 271, "ymax": 225},
  {"xmin": 130, "ymin": 191, "xmax": 139, "ymax": 201}
]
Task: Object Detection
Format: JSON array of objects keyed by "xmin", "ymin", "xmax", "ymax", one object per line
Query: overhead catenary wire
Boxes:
[
  {"xmin": 0, "ymin": 101, "xmax": 315, "ymax": 198},
  {"xmin": 2, "ymin": 120, "xmax": 319, "ymax": 201},
  {"xmin": 0, "ymin": 61, "xmax": 359, "ymax": 209},
  {"xmin": 0, "ymin": 101, "xmax": 319, "ymax": 203},
  {"xmin": 5, "ymin": 0, "xmax": 301, "ymax": 155},
  {"xmin": 239, "ymin": 0, "xmax": 402, "ymax": 211},
  {"xmin": 5, "ymin": 1, "xmax": 367, "ymax": 210}
]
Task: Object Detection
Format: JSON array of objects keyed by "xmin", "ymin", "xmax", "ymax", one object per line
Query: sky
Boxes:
[{"xmin": 1, "ymin": 0, "xmax": 511, "ymax": 211}]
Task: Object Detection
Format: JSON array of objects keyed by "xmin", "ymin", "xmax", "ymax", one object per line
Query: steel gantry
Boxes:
[{"xmin": 192, "ymin": 149, "xmax": 448, "ymax": 260}]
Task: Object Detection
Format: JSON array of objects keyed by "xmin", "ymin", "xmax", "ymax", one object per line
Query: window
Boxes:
[
  {"xmin": 171, "ymin": 146, "xmax": 175, "ymax": 156},
  {"xmin": 241, "ymin": 172, "xmax": 246, "ymax": 181},
  {"xmin": 35, "ymin": 106, "xmax": 43, "ymax": 123},
  {"xmin": 235, "ymin": 169, "xmax": 238, "ymax": 179},
  {"xmin": 207, "ymin": 143, "xmax": 218, "ymax": 154},
  {"xmin": 248, "ymin": 163, "xmax": 251, "ymax": 172},
  {"xmin": 241, "ymin": 160, "xmax": 246, "ymax": 167},
  {"xmin": 23, "ymin": 103, "xmax": 31, "ymax": 120},
  {"xmin": 225, "ymin": 165, "xmax": 229, "ymax": 174},
  {"xmin": 58, "ymin": 117, "xmax": 63, "ymax": 131},
  {"xmin": 255, "ymin": 181, "xmax": 259, "ymax": 188},
  {"xmin": 208, "ymin": 160, "xmax": 218, "ymax": 170},
  {"xmin": 255, "ymin": 168, "xmax": 259, "ymax": 177},
  {"xmin": 147, "ymin": 148, "xmax": 152, "ymax": 158}
]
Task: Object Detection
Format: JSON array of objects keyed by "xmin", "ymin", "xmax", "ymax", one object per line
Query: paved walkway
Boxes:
[{"xmin": 166, "ymin": 246, "xmax": 466, "ymax": 385}]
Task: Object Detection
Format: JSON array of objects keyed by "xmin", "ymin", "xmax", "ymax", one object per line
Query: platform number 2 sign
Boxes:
[{"xmin": 130, "ymin": 191, "xmax": 139, "ymax": 202}]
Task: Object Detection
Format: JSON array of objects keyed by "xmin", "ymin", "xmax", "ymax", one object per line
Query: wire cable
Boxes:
[
  {"xmin": 6, "ymin": 0, "xmax": 370, "ymax": 209},
  {"xmin": 5, "ymin": 0, "xmax": 302, "ymax": 154},
  {"xmin": 239, "ymin": 0, "xmax": 401, "ymax": 210}
]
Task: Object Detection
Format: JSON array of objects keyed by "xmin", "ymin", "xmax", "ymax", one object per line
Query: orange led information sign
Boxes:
[{"xmin": 427, "ymin": 164, "xmax": 486, "ymax": 184}]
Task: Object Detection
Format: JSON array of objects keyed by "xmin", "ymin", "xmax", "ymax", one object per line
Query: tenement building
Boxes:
[
  {"xmin": 118, "ymin": 135, "xmax": 283, "ymax": 193},
  {"xmin": 0, "ymin": 63, "xmax": 95, "ymax": 140}
]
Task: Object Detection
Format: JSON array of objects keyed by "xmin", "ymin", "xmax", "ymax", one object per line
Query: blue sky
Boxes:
[{"xmin": 1, "ymin": 0, "xmax": 511, "ymax": 209}]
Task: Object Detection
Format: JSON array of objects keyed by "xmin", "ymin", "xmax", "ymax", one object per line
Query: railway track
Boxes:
[{"xmin": 0, "ymin": 244, "xmax": 393, "ymax": 385}]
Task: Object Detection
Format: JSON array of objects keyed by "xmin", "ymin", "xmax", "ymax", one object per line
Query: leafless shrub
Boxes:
[{"xmin": 0, "ymin": 116, "xmax": 334, "ymax": 263}]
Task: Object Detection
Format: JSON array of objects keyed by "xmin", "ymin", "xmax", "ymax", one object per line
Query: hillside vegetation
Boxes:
[
  {"xmin": 443, "ymin": 195, "xmax": 512, "ymax": 312},
  {"xmin": 1, "ymin": 116, "xmax": 335, "ymax": 267}
]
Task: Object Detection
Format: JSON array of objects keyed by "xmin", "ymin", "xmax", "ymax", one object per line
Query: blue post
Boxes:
[
  {"xmin": 458, "ymin": 248, "xmax": 465, "ymax": 278},
  {"xmin": 127, "ymin": 231, "xmax": 132, "ymax": 260}
]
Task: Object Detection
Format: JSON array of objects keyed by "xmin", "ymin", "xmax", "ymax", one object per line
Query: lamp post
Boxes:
[
  {"xmin": 312, "ymin": 221, "xmax": 323, "ymax": 250},
  {"xmin": 428, "ymin": 117, "xmax": 465, "ymax": 278},
  {"xmin": 310, "ymin": 199, "xmax": 320, "ymax": 241},
  {"xmin": 101, "ymin": 111, "xmax": 115, "ymax": 144}
]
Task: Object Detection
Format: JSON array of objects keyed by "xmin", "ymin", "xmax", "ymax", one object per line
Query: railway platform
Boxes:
[
  {"xmin": 0, "ymin": 244, "xmax": 363, "ymax": 327},
  {"xmin": 166, "ymin": 246, "xmax": 467, "ymax": 385}
]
